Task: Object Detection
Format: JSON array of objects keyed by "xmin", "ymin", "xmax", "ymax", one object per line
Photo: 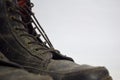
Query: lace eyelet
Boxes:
[
  {"xmin": 30, "ymin": 3, "xmax": 34, "ymax": 7},
  {"xmin": 27, "ymin": 42, "xmax": 31, "ymax": 44},
  {"xmin": 35, "ymin": 48, "xmax": 39, "ymax": 51},
  {"xmin": 10, "ymin": 16, "xmax": 16, "ymax": 20},
  {"xmin": 19, "ymin": 34, "xmax": 23, "ymax": 37}
]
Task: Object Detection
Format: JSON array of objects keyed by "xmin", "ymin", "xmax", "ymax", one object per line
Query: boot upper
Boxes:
[{"xmin": 0, "ymin": 0, "xmax": 112, "ymax": 80}]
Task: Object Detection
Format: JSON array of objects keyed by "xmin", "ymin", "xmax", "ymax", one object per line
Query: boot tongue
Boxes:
[
  {"xmin": 18, "ymin": 0, "xmax": 27, "ymax": 7},
  {"xmin": 18, "ymin": 0, "xmax": 28, "ymax": 16},
  {"xmin": 18, "ymin": 0, "xmax": 34, "ymax": 34}
]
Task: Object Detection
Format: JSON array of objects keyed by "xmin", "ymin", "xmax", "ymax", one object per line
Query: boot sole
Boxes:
[
  {"xmin": 61, "ymin": 72, "xmax": 112, "ymax": 80},
  {"xmin": 62, "ymin": 75, "xmax": 112, "ymax": 80},
  {"xmin": 101, "ymin": 76, "xmax": 112, "ymax": 80},
  {"xmin": 49, "ymin": 67, "xmax": 112, "ymax": 80},
  {"xmin": 60, "ymin": 72, "xmax": 112, "ymax": 80}
]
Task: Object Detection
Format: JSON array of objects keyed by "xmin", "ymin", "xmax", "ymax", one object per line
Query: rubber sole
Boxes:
[
  {"xmin": 50, "ymin": 67, "xmax": 113, "ymax": 80},
  {"xmin": 50, "ymin": 72, "xmax": 112, "ymax": 80},
  {"xmin": 101, "ymin": 76, "xmax": 112, "ymax": 80},
  {"xmin": 62, "ymin": 74, "xmax": 112, "ymax": 80}
]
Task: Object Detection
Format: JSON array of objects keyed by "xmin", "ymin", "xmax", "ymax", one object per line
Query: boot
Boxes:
[
  {"xmin": 0, "ymin": 0, "xmax": 112, "ymax": 80},
  {"xmin": 0, "ymin": 52, "xmax": 53, "ymax": 80}
]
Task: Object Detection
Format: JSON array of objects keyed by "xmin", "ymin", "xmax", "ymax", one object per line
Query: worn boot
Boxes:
[
  {"xmin": 0, "ymin": 52, "xmax": 52, "ymax": 80},
  {"xmin": 0, "ymin": 0, "xmax": 112, "ymax": 80}
]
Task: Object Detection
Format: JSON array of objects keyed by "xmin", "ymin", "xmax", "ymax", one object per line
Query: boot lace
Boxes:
[{"xmin": 7, "ymin": 1, "xmax": 60, "ymax": 57}]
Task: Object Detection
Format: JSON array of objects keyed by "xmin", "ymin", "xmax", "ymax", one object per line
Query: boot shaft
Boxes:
[
  {"xmin": 0, "ymin": 0, "xmax": 52, "ymax": 71},
  {"xmin": 0, "ymin": 0, "xmax": 73, "ymax": 63}
]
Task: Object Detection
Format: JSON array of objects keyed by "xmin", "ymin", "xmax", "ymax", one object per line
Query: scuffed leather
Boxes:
[
  {"xmin": 48, "ymin": 60, "xmax": 93, "ymax": 72},
  {"xmin": 47, "ymin": 60, "xmax": 109, "ymax": 80}
]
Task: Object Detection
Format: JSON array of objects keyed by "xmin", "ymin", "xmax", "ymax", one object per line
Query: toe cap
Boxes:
[{"xmin": 63, "ymin": 67, "xmax": 112, "ymax": 80}]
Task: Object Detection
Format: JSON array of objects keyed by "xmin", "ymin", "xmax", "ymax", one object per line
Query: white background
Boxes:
[{"xmin": 32, "ymin": 0, "xmax": 120, "ymax": 80}]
